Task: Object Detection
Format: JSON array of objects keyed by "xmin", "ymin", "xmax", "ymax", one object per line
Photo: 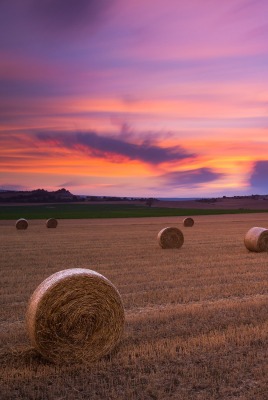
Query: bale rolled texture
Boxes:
[
  {"xmin": 26, "ymin": 268, "xmax": 125, "ymax": 364},
  {"xmin": 244, "ymin": 227, "xmax": 268, "ymax": 252},
  {"xmin": 16, "ymin": 218, "xmax": 28, "ymax": 230},
  {"xmin": 183, "ymin": 217, "xmax": 194, "ymax": 227},
  {"xmin": 46, "ymin": 218, "xmax": 58, "ymax": 228},
  {"xmin": 157, "ymin": 227, "xmax": 184, "ymax": 249}
]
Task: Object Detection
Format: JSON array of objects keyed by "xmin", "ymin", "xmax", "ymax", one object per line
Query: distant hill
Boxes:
[
  {"xmin": 0, "ymin": 188, "xmax": 153, "ymax": 204},
  {"xmin": 1, "ymin": 188, "xmax": 267, "ymax": 208},
  {"xmin": 0, "ymin": 188, "xmax": 78, "ymax": 203}
]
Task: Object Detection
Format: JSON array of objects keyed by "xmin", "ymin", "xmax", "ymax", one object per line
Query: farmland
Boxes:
[
  {"xmin": 1, "ymin": 202, "xmax": 268, "ymax": 220},
  {"xmin": 1, "ymin": 213, "xmax": 268, "ymax": 399}
]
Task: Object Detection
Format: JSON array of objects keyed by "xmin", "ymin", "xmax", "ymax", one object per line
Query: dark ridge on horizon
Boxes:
[
  {"xmin": 0, "ymin": 188, "xmax": 268, "ymax": 204},
  {"xmin": 0, "ymin": 188, "xmax": 152, "ymax": 204}
]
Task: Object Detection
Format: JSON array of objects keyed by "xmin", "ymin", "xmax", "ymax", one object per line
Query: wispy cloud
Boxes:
[
  {"xmin": 0, "ymin": 0, "xmax": 114, "ymax": 46},
  {"xmin": 158, "ymin": 168, "xmax": 224, "ymax": 188},
  {"xmin": 31, "ymin": 0, "xmax": 112, "ymax": 32},
  {"xmin": 0, "ymin": 184, "xmax": 28, "ymax": 191},
  {"xmin": 249, "ymin": 160, "xmax": 268, "ymax": 192},
  {"xmin": 36, "ymin": 131, "xmax": 196, "ymax": 165},
  {"xmin": 57, "ymin": 179, "xmax": 86, "ymax": 188}
]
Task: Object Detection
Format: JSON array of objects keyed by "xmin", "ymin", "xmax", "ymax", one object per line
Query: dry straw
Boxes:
[
  {"xmin": 244, "ymin": 227, "xmax": 268, "ymax": 252},
  {"xmin": 157, "ymin": 227, "xmax": 184, "ymax": 249},
  {"xmin": 15, "ymin": 218, "xmax": 28, "ymax": 230},
  {"xmin": 26, "ymin": 268, "xmax": 125, "ymax": 364},
  {"xmin": 46, "ymin": 218, "xmax": 58, "ymax": 228},
  {"xmin": 183, "ymin": 217, "xmax": 194, "ymax": 227}
]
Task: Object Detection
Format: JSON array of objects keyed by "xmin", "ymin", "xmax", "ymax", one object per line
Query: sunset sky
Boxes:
[{"xmin": 1, "ymin": 0, "xmax": 268, "ymax": 198}]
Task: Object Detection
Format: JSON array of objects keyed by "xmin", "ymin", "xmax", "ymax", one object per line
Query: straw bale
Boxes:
[
  {"xmin": 157, "ymin": 227, "xmax": 184, "ymax": 249},
  {"xmin": 183, "ymin": 217, "xmax": 194, "ymax": 227},
  {"xmin": 26, "ymin": 268, "xmax": 125, "ymax": 364},
  {"xmin": 244, "ymin": 226, "xmax": 268, "ymax": 252},
  {"xmin": 46, "ymin": 218, "xmax": 58, "ymax": 228},
  {"xmin": 15, "ymin": 218, "xmax": 28, "ymax": 230}
]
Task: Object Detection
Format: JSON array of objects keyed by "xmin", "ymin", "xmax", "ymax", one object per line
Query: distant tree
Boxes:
[{"xmin": 146, "ymin": 198, "xmax": 154, "ymax": 207}]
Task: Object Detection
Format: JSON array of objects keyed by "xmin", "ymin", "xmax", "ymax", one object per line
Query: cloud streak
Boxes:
[
  {"xmin": 30, "ymin": 0, "xmax": 114, "ymax": 36},
  {"xmin": 0, "ymin": 184, "xmax": 28, "ymax": 191},
  {"xmin": 158, "ymin": 168, "xmax": 224, "ymax": 188},
  {"xmin": 249, "ymin": 161, "xmax": 268, "ymax": 192},
  {"xmin": 36, "ymin": 131, "xmax": 196, "ymax": 165},
  {"xmin": 0, "ymin": 0, "xmax": 114, "ymax": 47}
]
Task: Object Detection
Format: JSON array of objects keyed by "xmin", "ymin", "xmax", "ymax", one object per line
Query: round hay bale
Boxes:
[
  {"xmin": 183, "ymin": 217, "xmax": 194, "ymax": 227},
  {"xmin": 26, "ymin": 268, "xmax": 125, "ymax": 364},
  {"xmin": 157, "ymin": 227, "xmax": 184, "ymax": 249},
  {"xmin": 46, "ymin": 218, "xmax": 58, "ymax": 228},
  {"xmin": 244, "ymin": 227, "xmax": 268, "ymax": 252},
  {"xmin": 16, "ymin": 218, "xmax": 28, "ymax": 230}
]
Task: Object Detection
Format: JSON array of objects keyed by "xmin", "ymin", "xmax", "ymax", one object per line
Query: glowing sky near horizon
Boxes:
[{"xmin": 1, "ymin": 0, "xmax": 268, "ymax": 197}]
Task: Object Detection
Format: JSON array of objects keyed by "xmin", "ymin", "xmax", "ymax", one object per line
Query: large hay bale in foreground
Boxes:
[
  {"xmin": 46, "ymin": 218, "xmax": 58, "ymax": 228},
  {"xmin": 26, "ymin": 268, "xmax": 125, "ymax": 364},
  {"xmin": 157, "ymin": 227, "xmax": 184, "ymax": 249},
  {"xmin": 244, "ymin": 227, "xmax": 268, "ymax": 252},
  {"xmin": 15, "ymin": 218, "xmax": 28, "ymax": 230},
  {"xmin": 183, "ymin": 217, "xmax": 194, "ymax": 227}
]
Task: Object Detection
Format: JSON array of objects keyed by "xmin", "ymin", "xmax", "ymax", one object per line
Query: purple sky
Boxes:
[{"xmin": 1, "ymin": 0, "xmax": 268, "ymax": 197}]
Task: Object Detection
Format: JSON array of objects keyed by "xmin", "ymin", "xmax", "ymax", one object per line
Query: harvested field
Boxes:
[{"xmin": 1, "ymin": 214, "xmax": 268, "ymax": 399}]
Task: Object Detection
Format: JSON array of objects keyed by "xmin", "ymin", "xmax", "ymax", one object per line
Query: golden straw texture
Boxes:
[
  {"xmin": 26, "ymin": 268, "xmax": 125, "ymax": 364},
  {"xmin": 244, "ymin": 227, "xmax": 268, "ymax": 252},
  {"xmin": 46, "ymin": 218, "xmax": 58, "ymax": 228},
  {"xmin": 15, "ymin": 218, "xmax": 28, "ymax": 230},
  {"xmin": 183, "ymin": 217, "xmax": 194, "ymax": 227},
  {"xmin": 157, "ymin": 227, "xmax": 184, "ymax": 249}
]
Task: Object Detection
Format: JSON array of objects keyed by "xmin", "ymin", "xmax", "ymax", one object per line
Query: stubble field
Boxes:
[{"xmin": 1, "ymin": 213, "xmax": 268, "ymax": 399}]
